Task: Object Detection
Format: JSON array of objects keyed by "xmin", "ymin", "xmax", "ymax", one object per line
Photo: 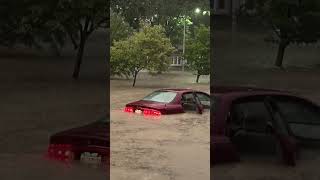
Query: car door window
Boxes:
[
  {"xmin": 195, "ymin": 92, "xmax": 210, "ymax": 108},
  {"xmin": 229, "ymin": 99, "xmax": 277, "ymax": 154},
  {"xmin": 273, "ymin": 97, "xmax": 320, "ymax": 140},
  {"xmin": 233, "ymin": 101, "xmax": 271, "ymax": 132},
  {"xmin": 182, "ymin": 93, "xmax": 194, "ymax": 103},
  {"xmin": 181, "ymin": 93, "xmax": 197, "ymax": 112}
]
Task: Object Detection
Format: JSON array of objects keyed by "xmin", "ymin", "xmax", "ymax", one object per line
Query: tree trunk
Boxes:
[
  {"xmin": 72, "ymin": 36, "xmax": 86, "ymax": 79},
  {"xmin": 132, "ymin": 71, "xmax": 138, "ymax": 87},
  {"xmin": 196, "ymin": 73, "xmax": 200, "ymax": 83},
  {"xmin": 275, "ymin": 40, "xmax": 288, "ymax": 68}
]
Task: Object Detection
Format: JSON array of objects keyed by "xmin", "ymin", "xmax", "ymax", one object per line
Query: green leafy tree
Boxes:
[
  {"xmin": 250, "ymin": 0, "xmax": 320, "ymax": 68},
  {"xmin": 110, "ymin": 10, "xmax": 133, "ymax": 43},
  {"xmin": 111, "ymin": 0, "xmax": 209, "ymax": 46},
  {"xmin": 185, "ymin": 24, "xmax": 210, "ymax": 83},
  {"xmin": 111, "ymin": 24, "xmax": 175, "ymax": 87}
]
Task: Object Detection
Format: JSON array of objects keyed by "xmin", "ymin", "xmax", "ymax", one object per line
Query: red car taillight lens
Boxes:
[
  {"xmin": 143, "ymin": 109, "xmax": 161, "ymax": 116},
  {"xmin": 47, "ymin": 144, "xmax": 74, "ymax": 162},
  {"xmin": 124, "ymin": 106, "xmax": 134, "ymax": 113}
]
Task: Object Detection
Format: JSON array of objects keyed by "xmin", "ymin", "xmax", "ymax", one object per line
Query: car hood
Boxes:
[
  {"xmin": 50, "ymin": 122, "xmax": 109, "ymax": 147},
  {"xmin": 126, "ymin": 100, "xmax": 166, "ymax": 110}
]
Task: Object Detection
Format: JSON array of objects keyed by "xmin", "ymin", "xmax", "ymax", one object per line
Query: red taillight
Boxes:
[
  {"xmin": 143, "ymin": 109, "xmax": 161, "ymax": 116},
  {"xmin": 47, "ymin": 144, "xmax": 74, "ymax": 162},
  {"xmin": 124, "ymin": 106, "xmax": 134, "ymax": 113}
]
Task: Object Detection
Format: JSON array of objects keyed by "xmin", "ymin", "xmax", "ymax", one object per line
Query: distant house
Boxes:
[
  {"xmin": 169, "ymin": 44, "xmax": 185, "ymax": 70},
  {"xmin": 169, "ymin": 53, "xmax": 185, "ymax": 71}
]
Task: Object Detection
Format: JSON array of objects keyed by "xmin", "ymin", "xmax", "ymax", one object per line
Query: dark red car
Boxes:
[
  {"xmin": 124, "ymin": 88, "xmax": 211, "ymax": 115},
  {"xmin": 46, "ymin": 117, "xmax": 109, "ymax": 166},
  {"xmin": 212, "ymin": 86, "xmax": 320, "ymax": 166}
]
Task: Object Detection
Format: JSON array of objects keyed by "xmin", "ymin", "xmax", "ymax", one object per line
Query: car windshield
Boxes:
[{"xmin": 142, "ymin": 91, "xmax": 177, "ymax": 103}]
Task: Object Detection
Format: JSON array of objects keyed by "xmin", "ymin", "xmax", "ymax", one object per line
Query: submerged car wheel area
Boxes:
[
  {"xmin": 46, "ymin": 117, "xmax": 109, "ymax": 166},
  {"xmin": 124, "ymin": 88, "xmax": 210, "ymax": 116},
  {"xmin": 211, "ymin": 86, "xmax": 320, "ymax": 166}
]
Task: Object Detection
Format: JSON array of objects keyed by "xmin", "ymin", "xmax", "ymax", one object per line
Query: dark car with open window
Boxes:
[
  {"xmin": 211, "ymin": 86, "xmax": 320, "ymax": 166},
  {"xmin": 124, "ymin": 88, "xmax": 210, "ymax": 116}
]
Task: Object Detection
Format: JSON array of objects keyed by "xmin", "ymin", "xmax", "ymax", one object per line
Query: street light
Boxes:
[
  {"xmin": 202, "ymin": 11, "xmax": 210, "ymax": 15},
  {"xmin": 195, "ymin": 8, "xmax": 201, "ymax": 14},
  {"xmin": 182, "ymin": 14, "xmax": 186, "ymax": 72},
  {"xmin": 182, "ymin": 8, "xmax": 205, "ymax": 71}
]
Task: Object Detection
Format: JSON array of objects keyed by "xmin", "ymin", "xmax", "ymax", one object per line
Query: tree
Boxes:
[
  {"xmin": 56, "ymin": 0, "xmax": 108, "ymax": 79},
  {"xmin": 110, "ymin": 10, "xmax": 133, "ymax": 43},
  {"xmin": 111, "ymin": 0, "xmax": 209, "ymax": 46},
  {"xmin": 111, "ymin": 24, "xmax": 175, "ymax": 87},
  {"xmin": 251, "ymin": 0, "xmax": 320, "ymax": 68},
  {"xmin": 185, "ymin": 24, "xmax": 210, "ymax": 83}
]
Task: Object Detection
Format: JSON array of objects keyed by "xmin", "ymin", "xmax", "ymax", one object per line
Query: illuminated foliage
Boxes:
[
  {"xmin": 185, "ymin": 25, "xmax": 210, "ymax": 83},
  {"xmin": 111, "ymin": 24, "xmax": 175, "ymax": 87}
]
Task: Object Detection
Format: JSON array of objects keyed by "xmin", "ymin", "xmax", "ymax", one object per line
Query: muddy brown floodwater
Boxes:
[{"xmin": 110, "ymin": 71, "xmax": 210, "ymax": 180}]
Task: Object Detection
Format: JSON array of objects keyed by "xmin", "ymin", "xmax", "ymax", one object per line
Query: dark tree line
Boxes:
[
  {"xmin": 242, "ymin": 0, "xmax": 320, "ymax": 68},
  {"xmin": 110, "ymin": 0, "xmax": 210, "ymax": 46},
  {"xmin": 0, "ymin": 0, "xmax": 109, "ymax": 79}
]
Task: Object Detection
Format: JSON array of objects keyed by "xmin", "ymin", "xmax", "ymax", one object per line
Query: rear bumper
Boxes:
[{"xmin": 46, "ymin": 144, "xmax": 109, "ymax": 162}]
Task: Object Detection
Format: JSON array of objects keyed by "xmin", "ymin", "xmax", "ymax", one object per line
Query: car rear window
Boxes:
[{"xmin": 142, "ymin": 91, "xmax": 177, "ymax": 103}]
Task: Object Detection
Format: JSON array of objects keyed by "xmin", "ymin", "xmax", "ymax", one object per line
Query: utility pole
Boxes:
[{"xmin": 182, "ymin": 15, "xmax": 186, "ymax": 72}]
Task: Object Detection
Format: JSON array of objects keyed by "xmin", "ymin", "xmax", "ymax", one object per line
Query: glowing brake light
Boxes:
[
  {"xmin": 124, "ymin": 106, "xmax": 134, "ymax": 113},
  {"xmin": 47, "ymin": 144, "xmax": 74, "ymax": 162},
  {"xmin": 143, "ymin": 109, "xmax": 161, "ymax": 116}
]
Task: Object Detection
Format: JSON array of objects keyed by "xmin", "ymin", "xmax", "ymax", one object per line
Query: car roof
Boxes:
[
  {"xmin": 211, "ymin": 85, "xmax": 301, "ymax": 103},
  {"xmin": 212, "ymin": 85, "xmax": 293, "ymax": 96},
  {"xmin": 212, "ymin": 85, "xmax": 284, "ymax": 94},
  {"xmin": 159, "ymin": 88, "xmax": 194, "ymax": 93}
]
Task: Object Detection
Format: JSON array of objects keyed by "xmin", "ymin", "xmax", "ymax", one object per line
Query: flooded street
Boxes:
[
  {"xmin": 0, "ymin": 154, "xmax": 106, "ymax": 180},
  {"xmin": 0, "ymin": 31, "xmax": 108, "ymax": 179},
  {"xmin": 110, "ymin": 71, "xmax": 210, "ymax": 180}
]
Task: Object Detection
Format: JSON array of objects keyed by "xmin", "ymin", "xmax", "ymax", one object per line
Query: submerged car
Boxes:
[
  {"xmin": 124, "ymin": 88, "xmax": 210, "ymax": 115},
  {"xmin": 46, "ymin": 116, "xmax": 109, "ymax": 165},
  {"xmin": 211, "ymin": 86, "xmax": 320, "ymax": 166}
]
